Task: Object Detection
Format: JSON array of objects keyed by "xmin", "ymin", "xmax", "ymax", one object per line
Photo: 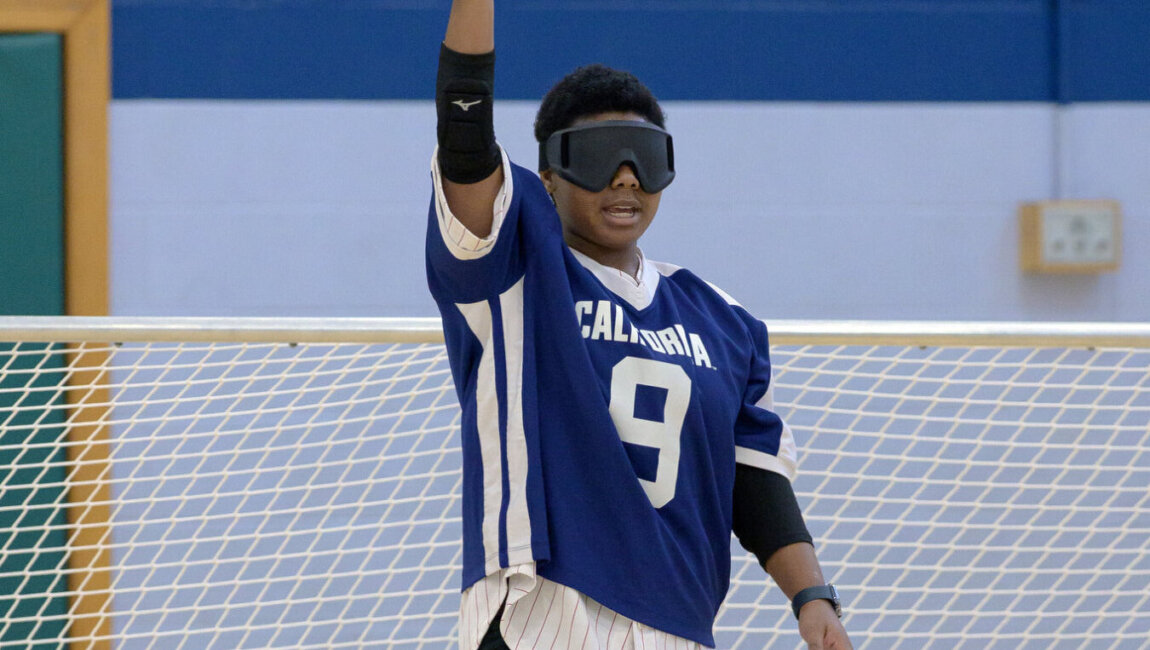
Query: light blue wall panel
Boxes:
[{"xmin": 109, "ymin": 101, "xmax": 1150, "ymax": 322}]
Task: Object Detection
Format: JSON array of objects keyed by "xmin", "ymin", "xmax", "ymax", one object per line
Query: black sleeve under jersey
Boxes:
[{"xmin": 732, "ymin": 464, "xmax": 814, "ymax": 569}]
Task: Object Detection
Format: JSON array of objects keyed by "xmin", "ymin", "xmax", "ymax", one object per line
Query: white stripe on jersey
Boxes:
[
  {"xmin": 735, "ymin": 382, "xmax": 798, "ymax": 480},
  {"xmin": 457, "ymin": 298, "xmax": 505, "ymax": 575},
  {"xmin": 460, "ymin": 567, "xmax": 706, "ymax": 650},
  {"xmin": 499, "ymin": 277, "xmax": 534, "ymax": 564},
  {"xmin": 458, "ymin": 279, "xmax": 534, "ymax": 579}
]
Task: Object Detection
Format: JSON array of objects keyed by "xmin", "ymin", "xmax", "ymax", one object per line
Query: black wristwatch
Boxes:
[{"xmin": 791, "ymin": 584, "xmax": 842, "ymax": 620}]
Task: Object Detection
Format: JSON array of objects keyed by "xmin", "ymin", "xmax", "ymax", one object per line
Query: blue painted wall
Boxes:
[
  {"xmin": 111, "ymin": 0, "xmax": 1150, "ymax": 101},
  {"xmin": 1061, "ymin": 0, "xmax": 1150, "ymax": 100}
]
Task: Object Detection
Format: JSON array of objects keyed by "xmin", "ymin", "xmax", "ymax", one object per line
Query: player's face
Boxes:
[{"xmin": 541, "ymin": 112, "xmax": 662, "ymax": 272}]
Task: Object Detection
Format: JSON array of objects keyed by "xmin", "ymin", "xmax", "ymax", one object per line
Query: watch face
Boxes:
[{"xmin": 828, "ymin": 584, "xmax": 843, "ymax": 617}]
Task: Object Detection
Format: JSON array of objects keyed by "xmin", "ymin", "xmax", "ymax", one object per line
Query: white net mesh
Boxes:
[
  {"xmin": 1, "ymin": 319, "xmax": 1148, "ymax": 649},
  {"xmin": 723, "ymin": 343, "xmax": 1150, "ymax": 650}
]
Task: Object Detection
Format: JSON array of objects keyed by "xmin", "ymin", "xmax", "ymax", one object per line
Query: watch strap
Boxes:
[{"xmin": 791, "ymin": 584, "xmax": 841, "ymax": 620}]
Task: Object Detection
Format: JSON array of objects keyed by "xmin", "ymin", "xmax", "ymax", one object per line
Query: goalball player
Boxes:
[{"xmin": 425, "ymin": 1, "xmax": 854, "ymax": 648}]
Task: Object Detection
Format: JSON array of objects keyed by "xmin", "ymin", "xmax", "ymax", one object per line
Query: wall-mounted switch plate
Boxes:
[{"xmin": 1020, "ymin": 200, "xmax": 1121, "ymax": 273}]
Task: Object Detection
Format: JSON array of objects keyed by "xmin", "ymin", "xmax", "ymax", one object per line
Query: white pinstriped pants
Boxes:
[{"xmin": 462, "ymin": 567, "xmax": 706, "ymax": 650}]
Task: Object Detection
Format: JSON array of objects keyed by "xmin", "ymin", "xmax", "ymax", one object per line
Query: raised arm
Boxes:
[
  {"xmin": 445, "ymin": 0, "xmax": 493, "ymax": 54},
  {"xmin": 437, "ymin": 0, "xmax": 504, "ymax": 237}
]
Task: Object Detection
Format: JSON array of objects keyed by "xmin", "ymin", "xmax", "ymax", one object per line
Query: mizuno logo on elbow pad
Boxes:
[{"xmin": 452, "ymin": 99, "xmax": 483, "ymax": 112}]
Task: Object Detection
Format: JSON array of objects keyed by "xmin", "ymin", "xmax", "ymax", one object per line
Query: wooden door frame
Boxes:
[
  {"xmin": 0, "ymin": 0, "xmax": 108, "ymax": 316},
  {"xmin": 0, "ymin": 2, "xmax": 110, "ymax": 649}
]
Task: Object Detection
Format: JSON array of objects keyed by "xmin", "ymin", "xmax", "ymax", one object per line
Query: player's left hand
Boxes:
[{"xmin": 797, "ymin": 600, "xmax": 853, "ymax": 649}]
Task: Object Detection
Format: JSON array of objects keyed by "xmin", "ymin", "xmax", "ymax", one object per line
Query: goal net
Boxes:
[{"xmin": 1, "ymin": 317, "xmax": 1148, "ymax": 649}]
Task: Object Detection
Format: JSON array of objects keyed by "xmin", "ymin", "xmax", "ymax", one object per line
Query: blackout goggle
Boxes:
[{"xmin": 538, "ymin": 120, "xmax": 675, "ymax": 193}]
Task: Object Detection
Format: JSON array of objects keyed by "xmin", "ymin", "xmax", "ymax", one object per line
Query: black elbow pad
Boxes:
[
  {"xmin": 436, "ymin": 44, "xmax": 501, "ymax": 184},
  {"xmin": 732, "ymin": 464, "xmax": 814, "ymax": 568}
]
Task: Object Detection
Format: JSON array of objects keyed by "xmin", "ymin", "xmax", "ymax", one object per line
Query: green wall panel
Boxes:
[
  {"xmin": 0, "ymin": 33, "xmax": 70, "ymax": 647},
  {"xmin": 1, "ymin": 32, "xmax": 65, "ymax": 316},
  {"xmin": 0, "ymin": 343, "xmax": 69, "ymax": 648}
]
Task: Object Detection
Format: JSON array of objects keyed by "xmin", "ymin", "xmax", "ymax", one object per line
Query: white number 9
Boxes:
[{"xmin": 608, "ymin": 356, "xmax": 691, "ymax": 508}]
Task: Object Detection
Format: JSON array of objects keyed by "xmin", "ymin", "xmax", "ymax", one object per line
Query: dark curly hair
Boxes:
[{"xmin": 534, "ymin": 64, "xmax": 666, "ymax": 143}]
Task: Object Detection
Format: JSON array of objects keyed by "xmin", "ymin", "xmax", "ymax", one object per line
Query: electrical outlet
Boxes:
[{"xmin": 1020, "ymin": 200, "xmax": 1121, "ymax": 273}]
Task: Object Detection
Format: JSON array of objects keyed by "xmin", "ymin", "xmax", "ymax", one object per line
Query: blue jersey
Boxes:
[{"xmin": 426, "ymin": 153, "xmax": 796, "ymax": 647}]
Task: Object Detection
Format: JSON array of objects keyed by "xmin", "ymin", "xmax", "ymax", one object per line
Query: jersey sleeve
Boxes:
[
  {"xmin": 732, "ymin": 314, "xmax": 798, "ymax": 480},
  {"xmin": 425, "ymin": 145, "xmax": 525, "ymax": 303}
]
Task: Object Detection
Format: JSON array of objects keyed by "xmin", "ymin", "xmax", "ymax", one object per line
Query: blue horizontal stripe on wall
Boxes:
[
  {"xmin": 110, "ymin": 0, "xmax": 1149, "ymax": 101},
  {"xmin": 1061, "ymin": 1, "xmax": 1150, "ymax": 101}
]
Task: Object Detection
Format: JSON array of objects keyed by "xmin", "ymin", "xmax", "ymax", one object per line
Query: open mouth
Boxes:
[{"xmin": 602, "ymin": 204, "xmax": 640, "ymax": 221}]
